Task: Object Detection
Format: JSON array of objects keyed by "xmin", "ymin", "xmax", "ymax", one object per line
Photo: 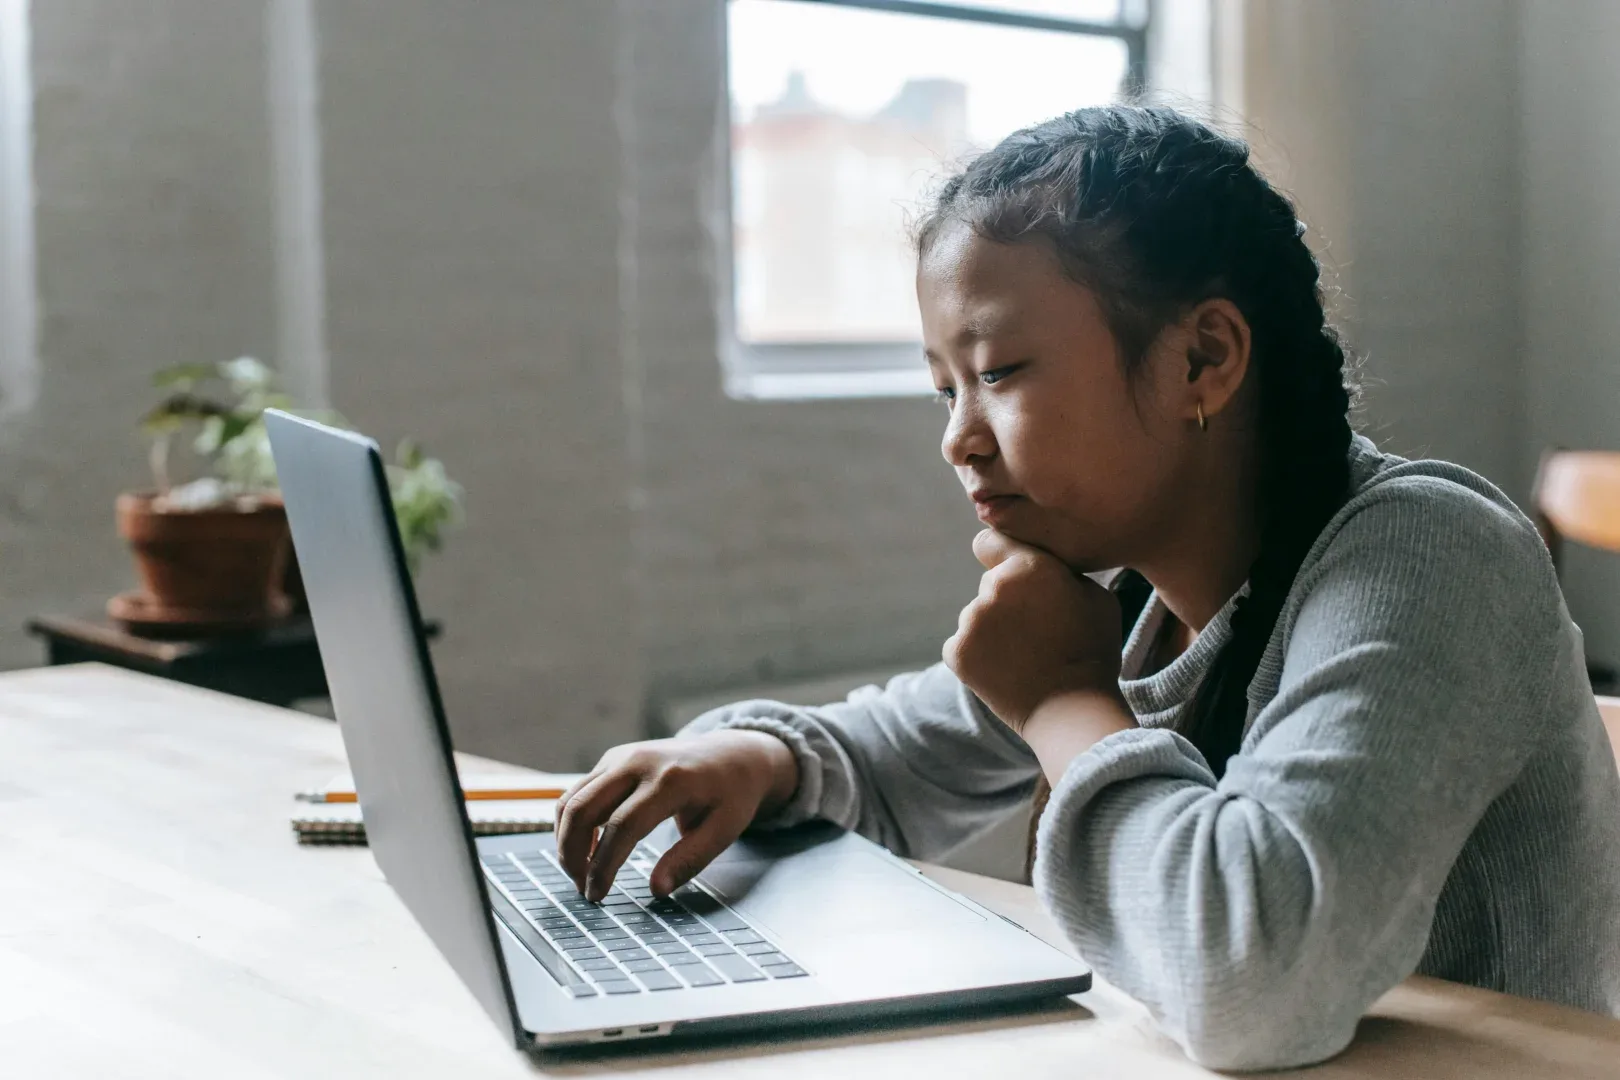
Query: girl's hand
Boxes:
[
  {"xmin": 554, "ymin": 730, "xmax": 798, "ymax": 901},
  {"xmin": 944, "ymin": 528, "xmax": 1125, "ymax": 734}
]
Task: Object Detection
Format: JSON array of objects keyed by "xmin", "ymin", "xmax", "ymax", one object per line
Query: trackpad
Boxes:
[{"xmin": 698, "ymin": 849, "xmax": 985, "ymax": 937}]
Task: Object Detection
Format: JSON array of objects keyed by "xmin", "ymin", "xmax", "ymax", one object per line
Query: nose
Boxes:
[{"xmin": 941, "ymin": 394, "xmax": 996, "ymax": 468}]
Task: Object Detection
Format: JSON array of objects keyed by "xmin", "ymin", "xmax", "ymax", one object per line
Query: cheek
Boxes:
[{"xmin": 1004, "ymin": 387, "xmax": 1153, "ymax": 510}]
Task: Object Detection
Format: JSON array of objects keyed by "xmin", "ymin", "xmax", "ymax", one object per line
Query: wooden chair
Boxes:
[
  {"xmin": 1598, "ymin": 698, "xmax": 1620, "ymax": 775},
  {"xmin": 1532, "ymin": 451, "xmax": 1620, "ymax": 692},
  {"xmin": 1532, "ymin": 450, "xmax": 1620, "ymax": 571}
]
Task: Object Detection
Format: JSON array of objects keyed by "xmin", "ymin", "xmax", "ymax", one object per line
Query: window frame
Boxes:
[{"xmin": 720, "ymin": 0, "xmax": 1151, "ymax": 401}]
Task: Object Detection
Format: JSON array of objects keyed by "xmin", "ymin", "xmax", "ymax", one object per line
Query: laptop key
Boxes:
[
  {"xmin": 595, "ymin": 980, "xmax": 641, "ymax": 995},
  {"xmin": 700, "ymin": 908, "xmax": 748, "ymax": 932},
  {"xmin": 663, "ymin": 952, "xmax": 705, "ymax": 966},
  {"xmin": 637, "ymin": 969, "xmax": 681, "ymax": 992},
  {"xmin": 671, "ymin": 923, "xmax": 713, "ymax": 939},
  {"xmin": 708, "ymin": 954, "xmax": 766, "ymax": 983},
  {"xmin": 736, "ymin": 941, "xmax": 779, "ymax": 956},
  {"xmin": 761, "ymin": 962, "xmax": 808, "ymax": 979},
  {"xmin": 650, "ymin": 941, "xmax": 692, "ymax": 956},
  {"xmin": 723, "ymin": 930, "xmax": 764, "ymax": 946},
  {"xmin": 682, "ymin": 934, "xmax": 719, "ymax": 946},
  {"xmin": 603, "ymin": 939, "xmax": 643, "ymax": 952},
  {"xmin": 694, "ymin": 943, "xmax": 736, "ymax": 957},
  {"xmin": 590, "ymin": 929, "xmax": 629, "ymax": 942},
  {"xmin": 564, "ymin": 947, "xmax": 605, "ymax": 961},
  {"xmin": 678, "ymin": 964, "xmax": 724, "ymax": 987},
  {"xmin": 563, "ymin": 984, "xmax": 598, "ymax": 998},
  {"xmin": 622, "ymin": 957, "xmax": 665, "ymax": 973},
  {"xmin": 638, "ymin": 932, "xmax": 677, "ymax": 945},
  {"xmin": 749, "ymin": 952, "xmax": 788, "ymax": 967},
  {"xmin": 576, "ymin": 957, "xmax": 619, "ymax": 971}
]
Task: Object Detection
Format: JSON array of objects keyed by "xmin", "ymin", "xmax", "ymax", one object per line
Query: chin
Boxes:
[{"xmin": 998, "ymin": 522, "xmax": 1109, "ymax": 574}]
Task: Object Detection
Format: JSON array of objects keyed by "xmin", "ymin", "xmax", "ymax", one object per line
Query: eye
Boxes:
[
  {"xmin": 934, "ymin": 385, "xmax": 956, "ymax": 405},
  {"xmin": 980, "ymin": 363, "xmax": 1023, "ymax": 386}
]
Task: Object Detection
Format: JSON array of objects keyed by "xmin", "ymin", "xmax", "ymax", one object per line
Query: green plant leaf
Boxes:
[{"xmin": 151, "ymin": 362, "xmax": 219, "ymax": 391}]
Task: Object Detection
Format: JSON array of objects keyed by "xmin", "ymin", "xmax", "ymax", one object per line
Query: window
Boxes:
[
  {"xmin": 722, "ymin": 0, "xmax": 1152, "ymax": 400},
  {"xmin": 0, "ymin": 0, "xmax": 35, "ymax": 416}
]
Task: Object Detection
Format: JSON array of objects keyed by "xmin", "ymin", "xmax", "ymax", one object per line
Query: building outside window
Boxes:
[{"xmin": 724, "ymin": 0, "xmax": 1192, "ymax": 400}]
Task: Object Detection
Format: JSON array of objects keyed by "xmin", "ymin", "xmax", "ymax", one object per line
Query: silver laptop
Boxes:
[{"xmin": 265, "ymin": 409, "xmax": 1090, "ymax": 1049}]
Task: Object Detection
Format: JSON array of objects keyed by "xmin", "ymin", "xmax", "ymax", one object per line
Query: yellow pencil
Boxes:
[{"xmin": 297, "ymin": 785, "xmax": 568, "ymax": 804}]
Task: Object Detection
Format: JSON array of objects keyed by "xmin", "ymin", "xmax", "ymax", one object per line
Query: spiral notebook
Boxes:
[{"xmin": 292, "ymin": 770, "xmax": 582, "ymax": 845}]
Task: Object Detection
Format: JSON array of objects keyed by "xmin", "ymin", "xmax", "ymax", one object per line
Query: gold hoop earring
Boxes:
[{"xmin": 1196, "ymin": 401, "xmax": 1208, "ymax": 432}]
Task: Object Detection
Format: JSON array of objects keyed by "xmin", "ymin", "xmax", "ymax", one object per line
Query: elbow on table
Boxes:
[{"xmin": 1169, "ymin": 980, "xmax": 1360, "ymax": 1072}]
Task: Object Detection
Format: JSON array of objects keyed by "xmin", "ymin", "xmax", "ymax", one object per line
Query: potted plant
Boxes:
[{"xmin": 115, "ymin": 357, "xmax": 462, "ymax": 633}]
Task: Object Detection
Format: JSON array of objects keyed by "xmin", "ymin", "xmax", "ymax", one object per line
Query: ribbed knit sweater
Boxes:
[{"xmin": 683, "ymin": 434, "xmax": 1620, "ymax": 1069}]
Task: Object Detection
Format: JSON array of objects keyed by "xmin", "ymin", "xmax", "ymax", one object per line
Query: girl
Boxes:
[{"xmin": 555, "ymin": 106, "xmax": 1620, "ymax": 1070}]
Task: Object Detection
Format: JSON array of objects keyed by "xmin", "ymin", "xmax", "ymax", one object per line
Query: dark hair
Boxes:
[{"xmin": 919, "ymin": 105, "xmax": 1354, "ymax": 778}]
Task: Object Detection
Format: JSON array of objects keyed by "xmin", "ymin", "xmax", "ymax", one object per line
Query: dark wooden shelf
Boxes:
[{"xmin": 25, "ymin": 612, "xmax": 440, "ymax": 709}]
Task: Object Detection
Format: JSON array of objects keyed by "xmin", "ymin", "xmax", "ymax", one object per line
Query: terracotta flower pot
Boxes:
[{"xmin": 114, "ymin": 492, "xmax": 291, "ymax": 622}]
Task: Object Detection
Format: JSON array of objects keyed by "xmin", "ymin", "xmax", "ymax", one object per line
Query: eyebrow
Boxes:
[
  {"xmin": 954, "ymin": 312, "xmax": 1012, "ymax": 346},
  {"xmin": 924, "ymin": 311, "xmax": 1018, "ymax": 366}
]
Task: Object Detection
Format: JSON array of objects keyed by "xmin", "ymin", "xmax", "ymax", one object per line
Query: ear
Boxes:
[{"xmin": 1173, "ymin": 298, "xmax": 1251, "ymax": 428}]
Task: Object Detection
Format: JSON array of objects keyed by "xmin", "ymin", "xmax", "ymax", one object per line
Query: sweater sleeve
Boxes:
[
  {"xmin": 678, "ymin": 663, "xmax": 1040, "ymax": 862},
  {"xmin": 1033, "ymin": 477, "xmax": 1568, "ymax": 1071}
]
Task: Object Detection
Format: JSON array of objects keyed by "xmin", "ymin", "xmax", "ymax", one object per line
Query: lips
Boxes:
[
  {"xmin": 970, "ymin": 491, "xmax": 1023, "ymax": 525},
  {"xmin": 968, "ymin": 488, "xmax": 1020, "ymax": 505}
]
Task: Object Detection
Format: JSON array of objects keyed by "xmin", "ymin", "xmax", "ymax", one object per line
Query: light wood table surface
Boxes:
[{"xmin": 3, "ymin": 664, "xmax": 1618, "ymax": 1078}]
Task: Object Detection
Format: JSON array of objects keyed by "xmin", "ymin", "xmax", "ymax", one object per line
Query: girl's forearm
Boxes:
[{"xmin": 1021, "ymin": 688, "xmax": 1137, "ymax": 786}]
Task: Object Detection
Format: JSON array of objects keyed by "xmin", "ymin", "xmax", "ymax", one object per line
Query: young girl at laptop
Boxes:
[{"xmin": 555, "ymin": 106, "xmax": 1620, "ymax": 1070}]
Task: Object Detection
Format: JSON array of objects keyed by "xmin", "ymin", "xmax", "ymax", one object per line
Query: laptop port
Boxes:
[
  {"xmin": 602, "ymin": 1029, "xmax": 622, "ymax": 1038},
  {"xmin": 639, "ymin": 1025, "xmax": 660, "ymax": 1033}
]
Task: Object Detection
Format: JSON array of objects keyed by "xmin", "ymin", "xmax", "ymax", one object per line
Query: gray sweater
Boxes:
[{"xmin": 682, "ymin": 435, "xmax": 1620, "ymax": 1070}]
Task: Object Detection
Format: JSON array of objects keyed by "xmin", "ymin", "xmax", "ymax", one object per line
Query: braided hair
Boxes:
[{"xmin": 918, "ymin": 106, "xmax": 1355, "ymax": 778}]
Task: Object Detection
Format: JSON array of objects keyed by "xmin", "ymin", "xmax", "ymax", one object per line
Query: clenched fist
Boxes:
[{"xmin": 944, "ymin": 529, "xmax": 1126, "ymax": 734}]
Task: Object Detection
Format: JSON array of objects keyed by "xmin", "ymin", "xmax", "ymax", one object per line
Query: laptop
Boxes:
[{"xmin": 264, "ymin": 409, "xmax": 1091, "ymax": 1049}]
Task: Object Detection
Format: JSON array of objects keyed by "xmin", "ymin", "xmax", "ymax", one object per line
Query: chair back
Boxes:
[
  {"xmin": 1598, "ymin": 697, "xmax": 1620, "ymax": 775},
  {"xmin": 1533, "ymin": 451, "xmax": 1620, "ymax": 570}
]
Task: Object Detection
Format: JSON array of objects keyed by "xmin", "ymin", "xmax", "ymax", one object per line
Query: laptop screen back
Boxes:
[{"xmin": 265, "ymin": 409, "xmax": 522, "ymax": 1045}]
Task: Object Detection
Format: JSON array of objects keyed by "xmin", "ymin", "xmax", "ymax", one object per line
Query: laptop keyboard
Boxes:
[{"xmin": 481, "ymin": 843, "xmax": 806, "ymax": 998}]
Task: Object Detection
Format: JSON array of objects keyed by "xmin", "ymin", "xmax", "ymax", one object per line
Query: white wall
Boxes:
[
  {"xmin": 314, "ymin": 0, "xmax": 645, "ymax": 768},
  {"xmin": 619, "ymin": 1, "xmax": 975, "ymax": 712},
  {"xmin": 1239, "ymin": 0, "xmax": 1525, "ymax": 498},
  {"xmin": 5, "ymin": 0, "xmax": 1597, "ymax": 765},
  {"xmin": 314, "ymin": 0, "xmax": 971, "ymax": 768},
  {"xmin": 0, "ymin": 0, "xmax": 35, "ymax": 415},
  {"xmin": 1521, "ymin": 0, "xmax": 1620, "ymax": 669},
  {"xmin": 0, "ymin": 0, "xmax": 277, "ymax": 671}
]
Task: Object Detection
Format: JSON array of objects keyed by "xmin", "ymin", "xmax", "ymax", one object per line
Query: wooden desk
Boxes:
[{"xmin": 2, "ymin": 665, "xmax": 1618, "ymax": 1078}]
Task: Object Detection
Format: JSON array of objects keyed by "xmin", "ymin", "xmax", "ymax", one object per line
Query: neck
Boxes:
[{"xmin": 1132, "ymin": 433, "xmax": 1260, "ymax": 636}]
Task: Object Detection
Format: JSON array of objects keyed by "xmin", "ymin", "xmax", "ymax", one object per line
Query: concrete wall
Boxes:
[
  {"xmin": 315, "ymin": 0, "xmax": 645, "ymax": 768},
  {"xmin": 1521, "ymin": 0, "xmax": 1620, "ymax": 669},
  {"xmin": 0, "ymin": 0, "xmax": 276, "ymax": 670},
  {"xmin": 1239, "ymin": 0, "xmax": 1525, "ymax": 499},
  {"xmin": 315, "ymin": 0, "xmax": 970, "ymax": 767},
  {"xmin": 1342, "ymin": 0, "xmax": 1525, "ymax": 493},
  {"xmin": 619, "ymin": 1, "xmax": 973, "ymax": 712},
  {"xmin": 7, "ymin": 0, "xmax": 1607, "ymax": 762}
]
